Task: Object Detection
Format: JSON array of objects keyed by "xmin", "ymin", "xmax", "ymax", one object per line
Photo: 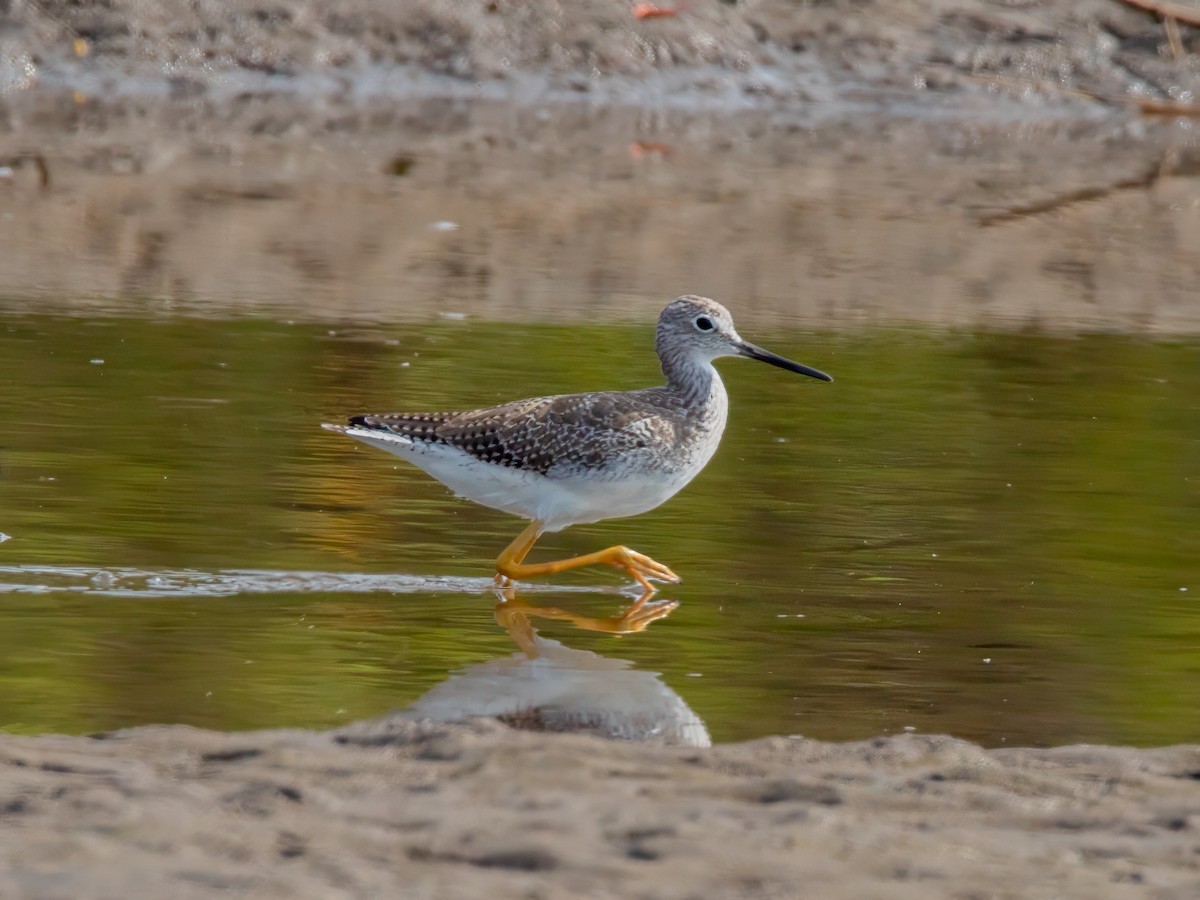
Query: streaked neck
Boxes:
[{"xmin": 658, "ymin": 342, "xmax": 722, "ymax": 409}]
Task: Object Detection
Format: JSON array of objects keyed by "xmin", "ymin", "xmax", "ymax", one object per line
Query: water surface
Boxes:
[{"xmin": 0, "ymin": 313, "xmax": 1196, "ymax": 746}]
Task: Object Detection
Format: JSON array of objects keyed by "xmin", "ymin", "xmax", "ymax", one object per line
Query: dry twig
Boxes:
[
  {"xmin": 979, "ymin": 169, "xmax": 1161, "ymax": 227},
  {"xmin": 1163, "ymin": 14, "xmax": 1186, "ymax": 58},
  {"xmin": 1116, "ymin": 0, "xmax": 1200, "ymax": 29},
  {"xmin": 1132, "ymin": 96, "xmax": 1200, "ymax": 114}
]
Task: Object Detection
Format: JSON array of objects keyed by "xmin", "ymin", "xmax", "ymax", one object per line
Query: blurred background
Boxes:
[{"xmin": 0, "ymin": 0, "xmax": 1197, "ymax": 747}]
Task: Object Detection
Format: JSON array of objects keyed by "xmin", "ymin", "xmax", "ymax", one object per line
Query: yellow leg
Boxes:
[{"xmin": 494, "ymin": 520, "xmax": 681, "ymax": 592}]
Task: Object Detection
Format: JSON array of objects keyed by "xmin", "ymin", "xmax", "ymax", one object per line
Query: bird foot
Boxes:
[{"xmin": 607, "ymin": 547, "xmax": 681, "ymax": 593}]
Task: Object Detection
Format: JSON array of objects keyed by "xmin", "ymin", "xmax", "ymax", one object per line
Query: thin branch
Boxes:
[
  {"xmin": 978, "ymin": 166, "xmax": 1161, "ymax": 227},
  {"xmin": 1130, "ymin": 96, "xmax": 1200, "ymax": 114},
  {"xmin": 1164, "ymin": 15, "xmax": 1186, "ymax": 59},
  {"xmin": 1116, "ymin": 0, "xmax": 1200, "ymax": 29}
]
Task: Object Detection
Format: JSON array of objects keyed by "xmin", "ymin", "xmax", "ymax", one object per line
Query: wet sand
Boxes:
[
  {"xmin": 2, "ymin": 717, "xmax": 1198, "ymax": 899},
  {"xmin": 2, "ymin": 1, "xmax": 1199, "ymax": 896}
]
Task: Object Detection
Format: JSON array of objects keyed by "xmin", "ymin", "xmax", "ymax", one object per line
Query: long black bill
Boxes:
[{"xmin": 738, "ymin": 341, "xmax": 833, "ymax": 382}]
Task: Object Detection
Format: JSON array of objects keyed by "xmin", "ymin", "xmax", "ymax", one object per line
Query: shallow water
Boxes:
[{"xmin": 0, "ymin": 312, "xmax": 1196, "ymax": 746}]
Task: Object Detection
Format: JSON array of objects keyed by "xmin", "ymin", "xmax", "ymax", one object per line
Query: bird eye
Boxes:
[{"xmin": 694, "ymin": 316, "xmax": 715, "ymax": 332}]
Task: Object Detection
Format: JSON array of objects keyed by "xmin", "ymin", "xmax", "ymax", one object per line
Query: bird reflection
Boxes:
[{"xmin": 402, "ymin": 588, "xmax": 710, "ymax": 747}]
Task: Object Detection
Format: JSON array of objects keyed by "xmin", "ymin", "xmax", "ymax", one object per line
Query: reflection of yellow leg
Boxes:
[
  {"xmin": 494, "ymin": 591, "xmax": 678, "ymax": 647},
  {"xmin": 494, "ymin": 520, "xmax": 681, "ymax": 591}
]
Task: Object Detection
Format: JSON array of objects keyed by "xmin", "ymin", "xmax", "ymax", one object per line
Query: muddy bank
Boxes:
[
  {"xmin": 2, "ymin": 0, "xmax": 1200, "ymax": 331},
  {"xmin": 1, "ymin": 717, "xmax": 1197, "ymax": 899},
  {"xmin": 6, "ymin": 0, "xmax": 1200, "ymax": 117},
  {"xmin": 2, "ymin": 110, "xmax": 1198, "ymax": 332}
]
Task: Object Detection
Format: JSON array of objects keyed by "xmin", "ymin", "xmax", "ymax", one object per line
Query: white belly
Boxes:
[
  {"xmin": 536, "ymin": 470, "xmax": 692, "ymax": 531},
  {"xmin": 335, "ymin": 428, "xmax": 704, "ymax": 532}
]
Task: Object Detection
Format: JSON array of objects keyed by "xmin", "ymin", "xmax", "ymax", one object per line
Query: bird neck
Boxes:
[{"xmin": 658, "ymin": 340, "xmax": 723, "ymax": 409}]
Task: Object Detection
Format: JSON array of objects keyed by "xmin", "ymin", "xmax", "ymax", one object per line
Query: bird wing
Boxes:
[{"xmin": 351, "ymin": 390, "xmax": 676, "ymax": 476}]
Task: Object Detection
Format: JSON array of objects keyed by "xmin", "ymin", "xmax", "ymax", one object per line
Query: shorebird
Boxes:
[{"xmin": 322, "ymin": 296, "xmax": 832, "ymax": 591}]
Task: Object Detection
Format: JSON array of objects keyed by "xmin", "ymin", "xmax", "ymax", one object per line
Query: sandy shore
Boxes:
[
  {"xmin": 2, "ymin": 717, "xmax": 1198, "ymax": 899},
  {"xmin": 2, "ymin": 2, "xmax": 1199, "ymax": 896}
]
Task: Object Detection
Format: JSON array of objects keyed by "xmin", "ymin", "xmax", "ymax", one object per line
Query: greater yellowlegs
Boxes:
[{"xmin": 322, "ymin": 295, "xmax": 832, "ymax": 590}]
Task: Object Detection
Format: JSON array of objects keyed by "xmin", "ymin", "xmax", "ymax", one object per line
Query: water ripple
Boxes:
[{"xmin": 0, "ymin": 565, "xmax": 618, "ymax": 599}]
